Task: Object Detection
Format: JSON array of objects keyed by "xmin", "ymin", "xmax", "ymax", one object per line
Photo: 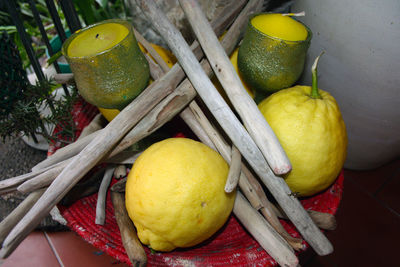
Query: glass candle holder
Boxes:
[
  {"xmin": 62, "ymin": 19, "xmax": 150, "ymax": 110},
  {"xmin": 238, "ymin": 13, "xmax": 312, "ymax": 102}
]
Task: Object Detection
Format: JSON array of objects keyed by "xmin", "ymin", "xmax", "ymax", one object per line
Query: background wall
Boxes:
[{"xmin": 292, "ymin": 0, "xmax": 400, "ymax": 170}]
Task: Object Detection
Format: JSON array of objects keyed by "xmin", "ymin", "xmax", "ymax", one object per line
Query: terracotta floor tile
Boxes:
[
  {"xmin": 45, "ymin": 230, "xmax": 129, "ymax": 267},
  {"xmin": 1, "ymin": 231, "xmax": 60, "ymax": 267},
  {"xmin": 375, "ymin": 168, "xmax": 400, "ymax": 215},
  {"xmin": 344, "ymin": 157, "xmax": 400, "ymax": 195},
  {"xmin": 307, "ymin": 177, "xmax": 400, "ymax": 266}
]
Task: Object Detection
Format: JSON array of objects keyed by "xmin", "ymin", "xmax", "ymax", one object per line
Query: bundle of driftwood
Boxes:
[{"xmin": 0, "ymin": 0, "xmax": 338, "ymax": 266}]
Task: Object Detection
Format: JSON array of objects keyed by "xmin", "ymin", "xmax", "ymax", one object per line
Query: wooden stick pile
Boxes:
[{"xmin": 0, "ymin": 1, "xmax": 337, "ymax": 266}]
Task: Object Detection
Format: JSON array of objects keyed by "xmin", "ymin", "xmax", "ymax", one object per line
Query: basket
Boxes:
[{"xmin": 53, "ymin": 97, "xmax": 344, "ymax": 266}]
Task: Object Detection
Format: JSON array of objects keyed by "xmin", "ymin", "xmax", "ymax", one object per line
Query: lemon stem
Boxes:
[{"xmin": 310, "ymin": 51, "xmax": 324, "ymax": 99}]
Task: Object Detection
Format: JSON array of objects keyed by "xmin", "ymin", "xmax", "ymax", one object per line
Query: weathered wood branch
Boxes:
[{"xmin": 111, "ymin": 191, "xmax": 147, "ymax": 267}]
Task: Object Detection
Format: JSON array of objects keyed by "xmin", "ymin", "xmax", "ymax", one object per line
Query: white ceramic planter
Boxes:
[{"xmin": 292, "ymin": 0, "xmax": 400, "ymax": 170}]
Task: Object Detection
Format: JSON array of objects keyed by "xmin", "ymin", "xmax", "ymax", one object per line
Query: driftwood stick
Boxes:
[
  {"xmin": 306, "ymin": 210, "xmax": 337, "ymax": 231},
  {"xmin": 111, "ymin": 191, "xmax": 147, "ymax": 266},
  {"xmin": 224, "ymin": 145, "xmax": 241, "ymax": 193},
  {"xmin": 179, "ymin": 0, "xmax": 291, "ymax": 175},
  {"xmin": 18, "ymin": 164, "xmax": 66, "ymax": 193},
  {"xmin": 238, "ymin": 163, "xmax": 303, "ymax": 250},
  {"xmin": 0, "ymin": 186, "xmax": 18, "ymax": 195},
  {"xmin": 61, "ymin": 167, "xmax": 106, "ymax": 206},
  {"xmin": 0, "ymin": 189, "xmax": 45, "ymax": 247},
  {"xmin": 95, "ymin": 165, "xmax": 116, "ymax": 225},
  {"xmin": 0, "ymin": 171, "xmax": 47, "ymax": 192},
  {"xmin": 145, "ymin": 53, "xmax": 165, "ymax": 80},
  {"xmin": 95, "ymin": 165, "xmax": 115, "ymax": 225},
  {"xmin": 237, "ymin": 172, "xmax": 263, "ymax": 210},
  {"xmin": 110, "ymin": 178, "xmax": 127, "ymax": 193},
  {"xmin": 234, "ymin": 192, "xmax": 298, "ymax": 267},
  {"xmin": 0, "ymin": 4, "xmax": 245, "ymax": 257},
  {"xmin": 0, "ymin": 159, "xmax": 69, "ymax": 194},
  {"xmin": 32, "ymin": 130, "xmax": 102, "ymax": 172},
  {"xmin": 114, "ymin": 165, "xmax": 127, "ymax": 179},
  {"xmin": 271, "ymin": 205, "xmax": 337, "ymax": 231},
  {"xmin": 134, "ymin": 29, "xmax": 170, "ymax": 72},
  {"xmin": 19, "ymin": 151, "xmax": 139, "ymax": 194},
  {"xmin": 77, "ymin": 113, "xmax": 107, "ymax": 141},
  {"xmin": 138, "ymin": 0, "xmax": 333, "ymax": 256},
  {"xmin": 179, "ymin": 108, "xmax": 216, "ymax": 149}
]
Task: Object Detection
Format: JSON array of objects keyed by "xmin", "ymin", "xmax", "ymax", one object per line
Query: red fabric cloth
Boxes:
[{"xmin": 54, "ymin": 98, "xmax": 344, "ymax": 266}]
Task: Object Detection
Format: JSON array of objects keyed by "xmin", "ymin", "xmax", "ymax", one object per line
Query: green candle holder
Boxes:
[
  {"xmin": 238, "ymin": 13, "xmax": 312, "ymax": 102},
  {"xmin": 62, "ymin": 19, "xmax": 150, "ymax": 110}
]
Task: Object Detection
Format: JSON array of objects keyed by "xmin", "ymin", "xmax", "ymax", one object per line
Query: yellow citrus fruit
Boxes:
[
  {"xmin": 125, "ymin": 138, "xmax": 236, "ymax": 251},
  {"xmin": 139, "ymin": 43, "xmax": 177, "ymax": 68},
  {"xmin": 98, "ymin": 43, "xmax": 176, "ymax": 121},
  {"xmin": 97, "ymin": 107, "xmax": 119, "ymax": 122},
  {"xmin": 258, "ymin": 85, "xmax": 347, "ymax": 196}
]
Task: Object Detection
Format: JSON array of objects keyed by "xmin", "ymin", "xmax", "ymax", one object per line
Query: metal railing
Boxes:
[{"xmin": 1, "ymin": 0, "xmax": 80, "ymax": 87}]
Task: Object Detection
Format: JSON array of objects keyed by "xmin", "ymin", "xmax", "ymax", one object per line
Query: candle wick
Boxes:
[{"xmin": 96, "ymin": 33, "xmax": 99, "ymax": 38}]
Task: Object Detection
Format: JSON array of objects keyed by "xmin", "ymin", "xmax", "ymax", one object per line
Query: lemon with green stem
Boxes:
[{"xmin": 258, "ymin": 52, "xmax": 347, "ymax": 196}]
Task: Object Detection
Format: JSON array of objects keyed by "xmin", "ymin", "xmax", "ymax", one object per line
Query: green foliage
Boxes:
[
  {"xmin": 0, "ymin": 0, "xmax": 65, "ymax": 69},
  {"xmin": 73, "ymin": 0, "xmax": 129, "ymax": 26},
  {"xmin": 0, "ymin": 0, "xmax": 131, "ymax": 145},
  {"xmin": 0, "ymin": 79, "xmax": 79, "ymax": 144}
]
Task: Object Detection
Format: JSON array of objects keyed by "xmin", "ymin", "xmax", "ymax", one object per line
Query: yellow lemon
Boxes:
[
  {"xmin": 258, "ymin": 53, "xmax": 347, "ymax": 196},
  {"xmin": 125, "ymin": 138, "xmax": 236, "ymax": 251},
  {"xmin": 97, "ymin": 107, "xmax": 120, "ymax": 122},
  {"xmin": 98, "ymin": 43, "xmax": 176, "ymax": 121}
]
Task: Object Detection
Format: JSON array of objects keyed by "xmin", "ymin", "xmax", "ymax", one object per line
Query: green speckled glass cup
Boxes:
[
  {"xmin": 238, "ymin": 13, "xmax": 312, "ymax": 102},
  {"xmin": 62, "ymin": 19, "xmax": 150, "ymax": 110}
]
